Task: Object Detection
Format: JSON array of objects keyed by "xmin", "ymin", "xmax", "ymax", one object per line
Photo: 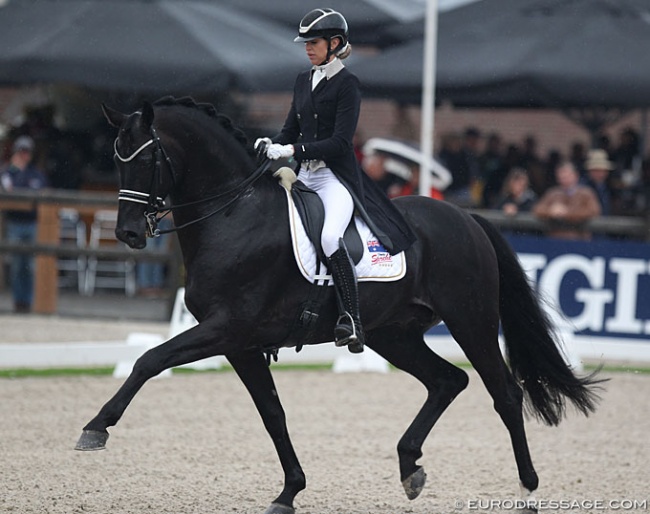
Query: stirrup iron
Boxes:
[{"xmin": 334, "ymin": 311, "xmax": 359, "ymax": 347}]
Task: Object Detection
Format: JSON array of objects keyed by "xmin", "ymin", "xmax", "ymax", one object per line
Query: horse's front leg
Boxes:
[
  {"xmin": 75, "ymin": 319, "xmax": 229, "ymax": 450},
  {"xmin": 227, "ymin": 350, "xmax": 306, "ymax": 514}
]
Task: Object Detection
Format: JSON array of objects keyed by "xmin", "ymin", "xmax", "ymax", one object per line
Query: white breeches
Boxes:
[{"xmin": 298, "ymin": 166, "xmax": 354, "ymax": 257}]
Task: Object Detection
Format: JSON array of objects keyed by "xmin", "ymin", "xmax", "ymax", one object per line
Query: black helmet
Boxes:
[{"xmin": 294, "ymin": 8, "xmax": 348, "ymax": 47}]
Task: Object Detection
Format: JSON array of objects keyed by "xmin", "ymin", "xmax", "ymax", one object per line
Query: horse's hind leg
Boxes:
[
  {"xmin": 446, "ymin": 317, "xmax": 539, "ymax": 498},
  {"xmin": 227, "ymin": 350, "xmax": 305, "ymax": 514},
  {"xmin": 367, "ymin": 324, "xmax": 469, "ymax": 501}
]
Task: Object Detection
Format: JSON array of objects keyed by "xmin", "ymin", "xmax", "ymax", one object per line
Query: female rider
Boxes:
[{"xmin": 258, "ymin": 8, "xmax": 417, "ymax": 353}]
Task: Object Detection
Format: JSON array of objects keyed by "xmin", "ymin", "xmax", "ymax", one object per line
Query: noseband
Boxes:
[
  {"xmin": 114, "ymin": 127, "xmax": 172, "ymax": 237},
  {"xmin": 114, "ymin": 124, "xmax": 269, "ymax": 238}
]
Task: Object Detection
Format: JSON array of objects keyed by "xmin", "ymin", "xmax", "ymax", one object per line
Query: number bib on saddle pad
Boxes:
[{"xmin": 282, "ymin": 187, "xmax": 407, "ymax": 285}]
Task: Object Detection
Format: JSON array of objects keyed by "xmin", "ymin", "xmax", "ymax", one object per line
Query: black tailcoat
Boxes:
[{"xmin": 273, "ymin": 67, "xmax": 417, "ymax": 255}]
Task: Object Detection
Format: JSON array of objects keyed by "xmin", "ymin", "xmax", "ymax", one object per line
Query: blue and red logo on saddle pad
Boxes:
[{"xmin": 367, "ymin": 239, "xmax": 393, "ymax": 266}]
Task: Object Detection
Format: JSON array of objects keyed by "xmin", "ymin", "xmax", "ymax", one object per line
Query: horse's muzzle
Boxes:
[{"xmin": 115, "ymin": 227, "xmax": 147, "ymax": 249}]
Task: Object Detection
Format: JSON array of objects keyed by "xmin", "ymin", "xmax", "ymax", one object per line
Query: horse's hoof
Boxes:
[
  {"xmin": 402, "ymin": 466, "xmax": 427, "ymax": 500},
  {"xmin": 263, "ymin": 502, "xmax": 295, "ymax": 514},
  {"xmin": 75, "ymin": 430, "xmax": 109, "ymax": 451}
]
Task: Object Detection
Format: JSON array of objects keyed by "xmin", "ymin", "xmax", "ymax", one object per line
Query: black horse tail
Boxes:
[{"xmin": 471, "ymin": 214, "xmax": 605, "ymax": 426}]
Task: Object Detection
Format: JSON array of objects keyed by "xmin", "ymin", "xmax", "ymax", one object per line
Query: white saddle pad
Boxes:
[{"xmin": 283, "ymin": 188, "xmax": 406, "ymax": 285}]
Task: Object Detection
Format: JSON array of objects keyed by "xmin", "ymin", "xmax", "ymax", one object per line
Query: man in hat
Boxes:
[
  {"xmin": 582, "ymin": 149, "xmax": 614, "ymax": 216},
  {"xmin": 1, "ymin": 136, "xmax": 48, "ymax": 313}
]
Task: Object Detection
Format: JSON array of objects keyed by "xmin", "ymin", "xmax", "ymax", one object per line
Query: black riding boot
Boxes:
[{"xmin": 328, "ymin": 239, "xmax": 364, "ymax": 354}]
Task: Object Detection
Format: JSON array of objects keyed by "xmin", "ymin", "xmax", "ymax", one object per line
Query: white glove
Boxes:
[
  {"xmin": 254, "ymin": 137, "xmax": 272, "ymax": 151},
  {"xmin": 267, "ymin": 143, "xmax": 295, "ymax": 160}
]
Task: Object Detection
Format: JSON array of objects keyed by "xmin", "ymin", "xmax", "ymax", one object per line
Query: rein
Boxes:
[{"xmin": 114, "ymin": 126, "xmax": 270, "ymax": 237}]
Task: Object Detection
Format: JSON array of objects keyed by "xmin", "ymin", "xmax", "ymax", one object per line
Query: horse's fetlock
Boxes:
[
  {"xmin": 397, "ymin": 438, "xmax": 422, "ymax": 460},
  {"xmin": 520, "ymin": 471, "xmax": 539, "ymax": 494},
  {"xmin": 289, "ymin": 473, "xmax": 306, "ymax": 492}
]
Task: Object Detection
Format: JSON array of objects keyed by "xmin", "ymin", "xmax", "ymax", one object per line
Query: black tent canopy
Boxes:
[
  {"xmin": 0, "ymin": 0, "xmax": 307, "ymax": 94},
  {"xmin": 217, "ymin": 0, "xmax": 426, "ymax": 46},
  {"xmin": 354, "ymin": 0, "xmax": 650, "ymax": 139}
]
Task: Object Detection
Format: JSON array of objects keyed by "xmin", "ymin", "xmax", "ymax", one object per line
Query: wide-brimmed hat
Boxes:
[{"xmin": 585, "ymin": 149, "xmax": 613, "ymax": 171}]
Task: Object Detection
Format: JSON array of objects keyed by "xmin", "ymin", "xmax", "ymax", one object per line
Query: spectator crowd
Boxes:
[
  {"xmin": 360, "ymin": 125, "xmax": 650, "ymax": 241},
  {"xmin": 3, "ymin": 104, "xmax": 648, "ymax": 223}
]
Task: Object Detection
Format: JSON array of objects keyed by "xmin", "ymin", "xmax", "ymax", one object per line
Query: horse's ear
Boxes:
[
  {"xmin": 141, "ymin": 101, "xmax": 154, "ymax": 130},
  {"xmin": 101, "ymin": 103, "xmax": 127, "ymax": 128}
]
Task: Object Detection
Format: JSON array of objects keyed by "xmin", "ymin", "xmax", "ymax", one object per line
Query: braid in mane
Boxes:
[{"xmin": 153, "ymin": 96, "xmax": 249, "ymax": 150}]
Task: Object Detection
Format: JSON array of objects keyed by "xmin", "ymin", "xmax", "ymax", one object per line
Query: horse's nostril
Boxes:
[{"xmin": 116, "ymin": 228, "xmax": 142, "ymax": 248}]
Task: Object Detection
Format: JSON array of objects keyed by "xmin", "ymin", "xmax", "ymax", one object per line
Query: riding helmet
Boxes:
[{"xmin": 294, "ymin": 8, "xmax": 349, "ymax": 48}]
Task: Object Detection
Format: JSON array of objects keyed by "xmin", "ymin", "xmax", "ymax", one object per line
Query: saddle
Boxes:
[
  {"xmin": 278, "ymin": 167, "xmax": 364, "ymax": 265},
  {"xmin": 274, "ymin": 166, "xmax": 405, "ymax": 285}
]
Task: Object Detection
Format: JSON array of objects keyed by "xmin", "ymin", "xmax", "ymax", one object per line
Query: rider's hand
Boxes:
[
  {"xmin": 254, "ymin": 137, "xmax": 272, "ymax": 159},
  {"xmin": 266, "ymin": 144, "xmax": 295, "ymax": 160}
]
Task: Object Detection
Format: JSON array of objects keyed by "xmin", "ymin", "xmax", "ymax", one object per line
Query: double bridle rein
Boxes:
[{"xmin": 114, "ymin": 125, "xmax": 269, "ymax": 237}]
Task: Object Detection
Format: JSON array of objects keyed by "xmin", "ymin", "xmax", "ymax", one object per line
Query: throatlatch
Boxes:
[{"xmin": 328, "ymin": 238, "xmax": 364, "ymax": 353}]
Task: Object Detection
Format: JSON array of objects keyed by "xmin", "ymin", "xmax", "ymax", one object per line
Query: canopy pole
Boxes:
[{"xmin": 419, "ymin": 0, "xmax": 438, "ymax": 196}]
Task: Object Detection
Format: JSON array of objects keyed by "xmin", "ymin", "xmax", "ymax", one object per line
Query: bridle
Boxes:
[
  {"xmin": 114, "ymin": 125, "xmax": 269, "ymax": 238},
  {"xmin": 115, "ymin": 129, "xmax": 168, "ymax": 236}
]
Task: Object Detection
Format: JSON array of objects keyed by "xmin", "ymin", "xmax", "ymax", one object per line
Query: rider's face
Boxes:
[{"xmin": 305, "ymin": 38, "xmax": 329, "ymax": 65}]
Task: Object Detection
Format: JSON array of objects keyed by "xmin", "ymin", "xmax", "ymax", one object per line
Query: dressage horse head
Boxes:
[
  {"xmin": 102, "ymin": 101, "xmax": 175, "ymax": 249},
  {"xmin": 102, "ymin": 97, "xmax": 256, "ymax": 250}
]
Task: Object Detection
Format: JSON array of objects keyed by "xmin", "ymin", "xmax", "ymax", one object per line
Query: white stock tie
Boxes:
[{"xmin": 312, "ymin": 68, "xmax": 326, "ymax": 90}]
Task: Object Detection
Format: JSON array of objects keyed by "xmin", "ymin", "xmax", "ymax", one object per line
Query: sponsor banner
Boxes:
[
  {"xmin": 510, "ymin": 234, "xmax": 650, "ymax": 341},
  {"xmin": 427, "ymin": 234, "xmax": 650, "ymax": 344}
]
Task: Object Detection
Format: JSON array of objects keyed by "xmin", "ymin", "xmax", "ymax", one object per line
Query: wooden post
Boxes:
[{"xmin": 33, "ymin": 203, "xmax": 60, "ymax": 314}]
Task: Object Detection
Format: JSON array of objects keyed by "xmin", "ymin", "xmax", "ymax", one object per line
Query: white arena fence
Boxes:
[
  {"xmin": 1, "ymin": 287, "xmax": 649, "ymax": 377},
  {"xmin": 2, "ymin": 199, "xmax": 649, "ymax": 374}
]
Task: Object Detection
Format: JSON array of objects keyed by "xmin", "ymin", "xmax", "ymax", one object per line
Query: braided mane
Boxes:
[{"xmin": 153, "ymin": 96, "xmax": 249, "ymax": 149}]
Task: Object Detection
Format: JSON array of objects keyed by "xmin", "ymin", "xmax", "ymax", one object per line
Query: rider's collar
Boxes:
[{"xmin": 312, "ymin": 58, "xmax": 344, "ymax": 80}]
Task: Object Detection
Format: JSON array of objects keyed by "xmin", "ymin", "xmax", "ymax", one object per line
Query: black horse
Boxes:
[{"xmin": 76, "ymin": 97, "xmax": 602, "ymax": 514}]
